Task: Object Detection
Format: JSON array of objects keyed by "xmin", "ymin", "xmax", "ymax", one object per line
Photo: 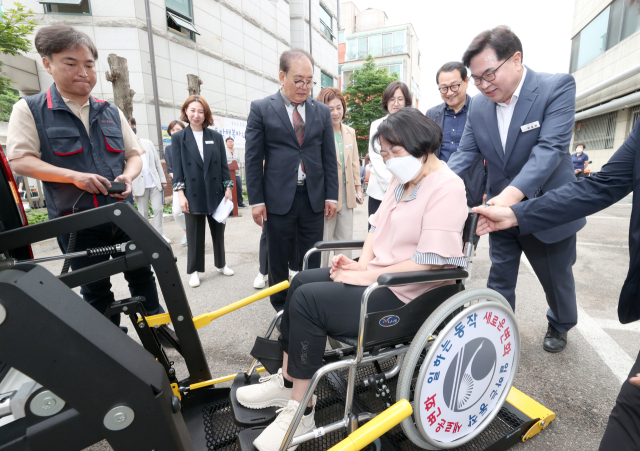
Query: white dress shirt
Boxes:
[
  {"xmin": 192, "ymin": 130, "xmax": 204, "ymax": 161},
  {"xmin": 496, "ymin": 66, "xmax": 527, "ymax": 152}
]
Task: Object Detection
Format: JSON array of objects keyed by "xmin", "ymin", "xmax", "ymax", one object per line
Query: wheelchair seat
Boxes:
[{"xmin": 329, "ymin": 276, "xmax": 465, "ymax": 351}]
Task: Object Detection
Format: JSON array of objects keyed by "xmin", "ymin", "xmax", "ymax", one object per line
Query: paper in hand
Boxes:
[{"xmin": 212, "ymin": 198, "xmax": 234, "ymax": 223}]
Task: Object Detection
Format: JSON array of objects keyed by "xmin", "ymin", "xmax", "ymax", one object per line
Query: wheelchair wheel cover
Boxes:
[{"xmin": 396, "ymin": 288, "xmax": 519, "ymax": 450}]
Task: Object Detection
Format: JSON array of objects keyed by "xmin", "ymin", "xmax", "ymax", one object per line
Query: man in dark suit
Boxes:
[
  {"xmin": 245, "ymin": 49, "xmax": 338, "ymax": 311},
  {"xmin": 472, "ymin": 119, "xmax": 640, "ymax": 450},
  {"xmin": 448, "ymin": 26, "xmax": 585, "ymax": 353},
  {"xmin": 426, "ymin": 61, "xmax": 486, "ymax": 207}
]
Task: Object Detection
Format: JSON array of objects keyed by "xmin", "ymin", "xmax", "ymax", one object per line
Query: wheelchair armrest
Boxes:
[
  {"xmin": 377, "ymin": 268, "xmax": 469, "ymax": 287},
  {"xmin": 313, "ymin": 240, "xmax": 366, "ymax": 250}
]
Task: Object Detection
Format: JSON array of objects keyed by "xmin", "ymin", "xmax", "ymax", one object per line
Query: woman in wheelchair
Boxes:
[{"xmin": 237, "ymin": 108, "xmax": 469, "ymax": 451}]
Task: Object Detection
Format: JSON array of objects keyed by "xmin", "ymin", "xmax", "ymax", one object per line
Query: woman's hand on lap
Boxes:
[
  {"xmin": 330, "ymin": 269, "xmax": 375, "ymax": 286},
  {"xmin": 330, "ymin": 254, "xmax": 361, "ymax": 274}
]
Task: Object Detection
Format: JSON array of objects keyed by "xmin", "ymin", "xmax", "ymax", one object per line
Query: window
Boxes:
[
  {"xmin": 393, "ymin": 31, "xmax": 404, "ymax": 53},
  {"xmin": 346, "ymin": 39, "xmax": 357, "ymax": 60},
  {"xmin": 570, "ymin": 0, "xmax": 640, "ymax": 72},
  {"xmin": 321, "ymin": 71, "xmax": 333, "ymax": 88},
  {"xmin": 627, "ymin": 105, "xmax": 640, "ymax": 138},
  {"xmin": 357, "ymin": 37, "xmax": 368, "ymax": 59},
  {"xmin": 338, "ymin": 30, "xmax": 345, "ymax": 44},
  {"xmin": 382, "ymin": 33, "xmax": 393, "ymax": 55},
  {"xmin": 342, "ymin": 71, "xmax": 353, "ymax": 89},
  {"xmin": 165, "ymin": 0, "xmax": 199, "ymax": 40},
  {"xmin": 40, "ymin": 0, "xmax": 90, "ymax": 15},
  {"xmin": 574, "ymin": 112, "xmax": 618, "ymax": 149},
  {"xmin": 320, "ymin": 5, "xmax": 334, "ymax": 40},
  {"xmin": 368, "ymin": 34, "xmax": 382, "ymax": 57},
  {"xmin": 389, "ymin": 64, "xmax": 402, "ymax": 78}
]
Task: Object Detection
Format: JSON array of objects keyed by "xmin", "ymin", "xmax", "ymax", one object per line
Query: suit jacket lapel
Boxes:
[
  {"xmin": 481, "ymin": 99, "xmax": 504, "ymax": 163},
  {"xmin": 185, "ymin": 127, "xmax": 204, "ymax": 169},
  {"xmin": 301, "ymin": 97, "xmax": 316, "ymax": 146},
  {"xmin": 270, "ymin": 92, "xmax": 299, "ymax": 145},
  {"xmin": 203, "ymin": 128, "xmax": 214, "ymax": 176},
  {"xmin": 503, "ymin": 69, "xmax": 538, "ymax": 164}
]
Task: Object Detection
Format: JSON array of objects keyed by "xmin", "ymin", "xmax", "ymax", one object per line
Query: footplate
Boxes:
[
  {"xmin": 229, "ymin": 373, "xmax": 277, "ymax": 428},
  {"xmin": 236, "ymin": 427, "xmax": 265, "ymax": 451}
]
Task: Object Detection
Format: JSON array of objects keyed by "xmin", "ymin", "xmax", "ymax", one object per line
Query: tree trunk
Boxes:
[
  {"xmin": 105, "ymin": 53, "xmax": 135, "ymax": 117},
  {"xmin": 187, "ymin": 74, "xmax": 203, "ymax": 96}
]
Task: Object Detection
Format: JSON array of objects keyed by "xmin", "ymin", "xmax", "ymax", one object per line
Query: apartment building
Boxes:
[
  {"xmin": 337, "ymin": 1, "xmax": 421, "ymax": 108},
  {"xmin": 569, "ymin": 0, "xmax": 640, "ymax": 170}
]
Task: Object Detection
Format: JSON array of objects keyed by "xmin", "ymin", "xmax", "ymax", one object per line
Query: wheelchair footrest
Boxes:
[
  {"xmin": 236, "ymin": 427, "xmax": 265, "ymax": 451},
  {"xmin": 229, "ymin": 373, "xmax": 277, "ymax": 428}
]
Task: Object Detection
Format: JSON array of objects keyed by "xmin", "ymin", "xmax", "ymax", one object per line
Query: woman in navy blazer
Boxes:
[{"xmin": 172, "ymin": 95, "xmax": 235, "ymax": 287}]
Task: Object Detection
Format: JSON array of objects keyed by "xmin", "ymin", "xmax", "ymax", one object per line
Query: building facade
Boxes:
[
  {"xmin": 337, "ymin": 1, "xmax": 421, "ymax": 108},
  {"xmin": 569, "ymin": 0, "xmax": 640, "ymax": 170},
  {"xmin": 1, "ymin": 0, "xmax": 339, "ymax": 158}
]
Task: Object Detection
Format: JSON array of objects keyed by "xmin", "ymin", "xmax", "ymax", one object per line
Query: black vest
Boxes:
[{"xmin": 25, "ymin": 84, "xmax": 132, "ymax": 218}]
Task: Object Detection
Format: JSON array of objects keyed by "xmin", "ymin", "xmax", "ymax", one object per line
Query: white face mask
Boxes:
[{"xmin": 385, "ymin": 154, "xmax": 423, "ymax": 184}]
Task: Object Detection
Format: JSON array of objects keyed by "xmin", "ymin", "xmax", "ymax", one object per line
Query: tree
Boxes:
[
  {"xmin": 0, "ymin": 87, "xmax": 19, "ymax": 121},
  {"xmin": 0, "ymin": 3, "xmax": 37, "ymax": 93},
  {"xmin": 343, "ymin": 55, "xmax": 399, "ymax": 156}
]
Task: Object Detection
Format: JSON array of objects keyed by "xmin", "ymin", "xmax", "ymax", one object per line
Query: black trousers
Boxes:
[
  {"xmin": 265, "ymin": 185, "xmax": 323, "ymax": 311},
  {"xmin": 600, "ymin": 350, "xmax": 640, "ymax": 449},
  {"xmin": 368, "ymin": 196, "xmax": 382, "ymax": 219},
  {"xmin": 57, "ymin": 222, "xmax": 163, "ymax": 326},
  {"xmin": 185, "ymin": 213, "xmax": 226, "ymax": 274},
  {"xmin": 236, "ymin": 175, "xmax": 246, "ymax": 207},
  {"xmin": 259, "ymin": 226, "xmax": 298, "ymax": 275},
  {"xmin": 279, "ymin": 268, "xmax": 404, "ymax": 379},
  {"xmin": 488, "ymin": 229, "xmax": 578, "ymax": 333}
]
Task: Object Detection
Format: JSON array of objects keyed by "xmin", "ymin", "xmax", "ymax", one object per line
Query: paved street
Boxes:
[{"xmin": 30, "ymin": 196, "xmax": 636, "ymax": 451}]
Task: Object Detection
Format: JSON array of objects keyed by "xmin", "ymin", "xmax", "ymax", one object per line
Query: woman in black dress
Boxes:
[{"xmin": 172, "ymin": 95, "xmax": 235, "ymax": 288}]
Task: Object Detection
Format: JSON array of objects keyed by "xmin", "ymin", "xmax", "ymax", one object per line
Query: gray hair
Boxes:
[
  {"xmin": 279, "ymin": 49, "xmax": 314, "ymax": 73},
  {"xmin": 35, "ymin": 24, "xmax": 98, "ymax": 60}
]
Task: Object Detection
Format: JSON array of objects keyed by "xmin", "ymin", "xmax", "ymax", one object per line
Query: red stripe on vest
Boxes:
[
  {"xmin": 104, "ymin": 137, "xmax": 124, "ymax": 153},
  {"xmin": 46, "ymin": 88, "xmax": 53, "ymax": 109},
  {"xmin": 92, "ymin": 194, "xmax": 99, "ymax": 208},
  {"xmin": 92, "ymin": 96, "xmax": 105, "ymax": 103},
  {"xmin": 53, "ymin": 148, "xmax": 83, "ymax": 156}
]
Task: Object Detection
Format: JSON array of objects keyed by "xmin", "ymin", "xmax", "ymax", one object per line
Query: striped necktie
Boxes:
[{"xmin": 292, "ymin": 103, "xmax": 305, "ymax": 146}]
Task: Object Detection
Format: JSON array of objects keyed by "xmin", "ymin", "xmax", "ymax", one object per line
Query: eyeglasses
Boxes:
[
  {"xmin": 438, "ymin": 82, "xmax": 463, "ymax": 94},
  {"xmin": 470, "ymin": 53, "xmax": 515, "ymax": 85},
  {"xmin": 389, "ymin": 97, "xmax": 405, "ymax": 105},
  {"xmin": 287, "ymin": 74, "xmax": 317, "ymax": 89}
]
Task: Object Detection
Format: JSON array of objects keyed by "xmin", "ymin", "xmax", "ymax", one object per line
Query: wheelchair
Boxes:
[{"xmin": 232, "ymin": 212, "xmax": 520, "ymax": 450}]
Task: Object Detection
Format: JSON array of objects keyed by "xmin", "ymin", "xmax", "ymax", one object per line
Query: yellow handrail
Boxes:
[
  {"xmin": 141, "ymin": 281, "xmax": 290, "ymax": 328},
  {"xmin": 189, "ymin": 367, "xmax": 267, "ymax": 391},
  {"xmin": 328, "ymin": 399, "xmax": 413, "ymax": 451}
]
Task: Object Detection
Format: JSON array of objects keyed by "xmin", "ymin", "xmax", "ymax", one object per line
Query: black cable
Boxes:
[{"xmin": 60, "ymin": 192, "xmax": 87, "ymax": 275}]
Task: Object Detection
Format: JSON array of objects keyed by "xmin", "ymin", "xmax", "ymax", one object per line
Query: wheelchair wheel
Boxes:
[{"xmin": 396, "ymin": 288, "xmax": 519, "ymax": 449}]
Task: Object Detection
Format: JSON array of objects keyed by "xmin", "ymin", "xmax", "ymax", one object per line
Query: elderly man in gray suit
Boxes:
[{"xmin": 448, "ymin": 26, "xmax": 585, "ymax": 353}]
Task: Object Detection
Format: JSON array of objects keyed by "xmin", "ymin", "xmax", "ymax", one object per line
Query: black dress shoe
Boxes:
[
  {"xmin": 543, "ymin": 323, "xmax": 567, "ymax": 353},
  {"xmin": 157, "ymin": 325, "xmax": 180, "ymax": 349}
]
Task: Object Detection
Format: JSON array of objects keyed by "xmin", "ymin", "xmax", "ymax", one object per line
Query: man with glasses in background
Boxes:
[
  {"xmin": 426, "ymin": 61, "xmax": 486, "ymax": 206},
  {"xmin": 245, "ymin": 49, "xmax": 338, "ymax": 312},
  {"xmin": 448, "ymin": 26, "xmax": 584, "ymax": 353}
]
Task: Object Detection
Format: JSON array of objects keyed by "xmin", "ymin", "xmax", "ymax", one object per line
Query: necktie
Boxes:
[{"xmin": 292, "ymin": 103, "xmax": 306, "ymax": 173}]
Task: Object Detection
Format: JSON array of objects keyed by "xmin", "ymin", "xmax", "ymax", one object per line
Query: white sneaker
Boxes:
[
  {"xmin": 217, "ymin": 265, "xmax": 235, "ymax": 276},
  {"xmin": 163, "ymin": 235, "xmax": 171, "ymax": 244},
  {"xmin": 254, "ymin": 273, "xmax": 266, "ymax": 289},
  {"xmin": 253, "ymin": 399, "xmax": 316, "ymax": 451},
  {"xmin": 236, "ymin": 369, "xmax": 293, "ymax": 409},
  {"xmin": 188, "ymin": 272, "xmax": 200, "ymax": 287}
]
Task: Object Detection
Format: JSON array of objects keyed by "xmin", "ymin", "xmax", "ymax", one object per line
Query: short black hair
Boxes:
[
  {"xmin": 126, "ymin": 116, "xmax": 136, "ymax": 126},
  {"xmin": 373, "ymin": 108, "xmax": 442, "ymax": 159},
  {"xmin": 462, "ymin": 25, "xmax": 523, "ymax": 68},
  {"xmin": 226, "ymin": 137, "xmax": 234, "ymax": 142},
  {"xmin": 436, "ymin": 62, "xmax": 468, "ymax": 84},
  {"xmin": 575, "ymin": 142, "xmax": 586, "ymax": 150},
  {"xmin": 279, "ymin": 49, "xmax": 315, "ymax": 73},
  {"xmin": 381, "ymin": 81, "xmax": 413, "ymax": 115},
  {"xmin": 35, "ymin": 24, "xmax": 99, "ymax": 60}
]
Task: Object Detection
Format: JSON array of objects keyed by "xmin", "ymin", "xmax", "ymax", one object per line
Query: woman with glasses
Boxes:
[
  {"xmin": 316, "ymin": 87, "xmax": 364, "ymax": 267},
  {"xmin": 367, "ymin": 81, "xmax": 413, "ymax": 219},
  {"xmin": 236, "ymin": 108, "xmax": 468, "ymax": 450}
]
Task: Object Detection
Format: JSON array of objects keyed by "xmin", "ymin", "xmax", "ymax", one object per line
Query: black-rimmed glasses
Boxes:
[
  {"xmin": 438, "ymin": 82, "xmax": 463, "ymax": 94},
  {"xmin": 470, "ymin": 53, "xmax": 515, "ymax": 85},
  {"xmin": 287, "ymin": 73, "xmax": 317, "ymax": 89}
]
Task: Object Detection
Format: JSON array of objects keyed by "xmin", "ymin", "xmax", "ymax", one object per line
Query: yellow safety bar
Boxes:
[
  {"xmin": 142, "ymin": 281, "xmax": 290, "ymax": 329},
  {"xmin": 506, "ymin": 387, "xmax": 556, "ymax": 442},
  {"xmin": 189, "ymin": 366, "xmax": 267, "ymax": 391},
  {"xmin": 328, "ymin": 399, "xmax": 413, "ymax": 451}
]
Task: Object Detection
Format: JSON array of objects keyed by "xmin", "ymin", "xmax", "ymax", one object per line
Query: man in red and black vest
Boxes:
[{"xmin": 7, "ymin": 25, "xmax": 176, "ymax": 344}]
